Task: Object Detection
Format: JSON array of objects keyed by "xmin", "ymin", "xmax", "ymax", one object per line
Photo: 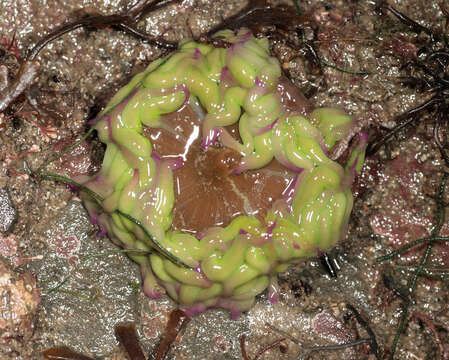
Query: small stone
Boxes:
[{"xmin": 0, "ymin": 188, "xmax": 16, "ymax": 233}]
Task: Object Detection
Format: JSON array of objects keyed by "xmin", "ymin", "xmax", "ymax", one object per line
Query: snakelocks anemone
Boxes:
[{"xmin": 79, "ymin": 29, "xmax": 366, "ymax": 318}]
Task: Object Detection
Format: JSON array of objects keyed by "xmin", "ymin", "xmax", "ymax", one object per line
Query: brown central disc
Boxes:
[{"xmin": 143, "ymin": 77, "xmax": 308, "ymax": 235}]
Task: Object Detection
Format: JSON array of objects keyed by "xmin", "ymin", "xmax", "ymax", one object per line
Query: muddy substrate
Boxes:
[{"xmin": 0, "ymin": 0, "xmax": 448, "ymax": 359}]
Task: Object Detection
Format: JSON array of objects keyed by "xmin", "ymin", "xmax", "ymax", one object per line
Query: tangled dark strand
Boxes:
[
  {"xmin": 0, "ymin": 0, "xmax": 181, "ymax": 113},
  {"xmin": 376, "ymin": 172, "xmax": 449, "ymax": 359},
  {"xmin": 367, "ymin": 3, "xmax": 449, "ymax": 167},
  {"xmin": 266, "ymin": 303, "xmax": 379, "ymax": 358}
]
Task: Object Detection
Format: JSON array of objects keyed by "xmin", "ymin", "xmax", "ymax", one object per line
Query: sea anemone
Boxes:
[{"xmin": 78, "ymin": 29, "xmax": 366, "ymax": 317}]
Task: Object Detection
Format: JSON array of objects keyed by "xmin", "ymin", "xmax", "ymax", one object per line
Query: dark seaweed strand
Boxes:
[
  {"xmin": 38, "ymin": 172, "xmax": 104, "ymax": 202},
  {"xmin": 205, "ymin": 0, "xmax": 310, "ymax": 37},
  {"xmin": 381, "ymin": 3, "xmax": 437, "ymax": 42},
  {"xmin": 129, "ymin": 0, "xmax": 182, "ymax": 22},
  {"xmin": 375, "ymin": 235, "xmax": 449, "ymax": 262},
  {"xmin": 320, "ymin": 61, "xmax": 372, "ymax": 75},
  {"xmin": 433, "ymin": 109, "xmax": 449, "ymax": 167},
  {"xmin": 42, "ymin": 346, "xmax": 95, "ymax": 360},
  {"xmin": 115, "ymin": 22, "xmax": 178, "ymax": 49},
  {"xmin": 27, "ymin": 9, "xmax": 178, "ymax": 60},
  {"xmin": 386, "ymin": 172, "xmax": 448, "ymax": 360},
  {"xmin": 366, "ymin": 95, "xmax": 440, "ymax": 156},
  {"xmin": 116, "ymin": 209, "xmax": 192, "ymax": 269},
  {"xmin": 38, "ymin": 173, "xmax": 192, "ymax": 269},
  {"xmin": 394, "ymin": 265, "xmax": 449, "ymax": 280},
  {"xmin": 382, "ymin": 272, "xmax": 412, "ymax": 302},
  {"xmin": 346, "ymin": 304, "xmax": 379, "ymax": 359},
  {"xmin": 254, "ymin": 338, "xmax": 286, "ymax": 360},
  {"xmin": 376, "ymin": 172, "xmax": 449, "ymax": 263},
  {"xmin": 55, "ymin": 288, "xmax": 97, "ymax": 302},
  {"xmin": 265, "ymin": 322, "xmax": 375, "ymax": 356},
  {"xmin": 265, "ymin": 323, "xmax": 300, "ymax": 344},
  {"xmin": 367, "ymin": 4, "xmax": 449, "ymax": 163},
  {"xmin": 305, "ymin": 339, "xmax": 372, "ymax": 352},
  {"xmin": 239, "ymin": 334, "xmax": 286, "ymax": 360},
  {"xmin": 153, "ymin": 309, "xmax": 190, "ymax": 360},
  {"xmin": 388, "ymin": 249, "xmax": 430, "ymax": 360},
  {"xmin": 240, "ymin": 335, "xmax": 250, "ymax": 360},
  {"xmin": 28, "ymin": 15, "xmax": 127, "ymax": 60},
  {"xmin": 114, "ymin": 323, "xmax": 146, "ymax": 360}
]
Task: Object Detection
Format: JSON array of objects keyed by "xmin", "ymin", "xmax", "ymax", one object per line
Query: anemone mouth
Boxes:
[
  {"xmin": 144, "ymin": 101, "xmax": 297, "ymax": 235},
  {"xmin": 141, "ymin": 74, "xmax": 311, "ymax": 236}
]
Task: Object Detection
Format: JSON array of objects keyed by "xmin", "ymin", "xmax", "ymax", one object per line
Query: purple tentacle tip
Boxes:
[
  {"xmin": 201, "ymin": 127, "xmax": 221, "ymax": 150},
  {"xmin": 359, "ymin": 131, "xmax": 369, "ymax": 143},
  {"xmin": 194, "ymin": 48, "xmax": 202, "ymax": 59},
  {"xmin": 321, "ymin": 142, "xmax": 329, "ymax": 155},
  {"xmin": 146, "ymin": 291, "xmax": 163, "ymax": 299},
  {"xmin": 167, "ymin": 157, "xmax": 184, "ymax": 170},
  {"xmin": 350, "ymin": 155, "xmax": 359, "ymax": 177},
  {"xmin": 268, "ymin": 291, "xmax": 279, "ymax": 304},
  {"xmin": 220, "ymin": 66, "xmax": 229, "ymax": 81},
  {"xmin": 255, "ymin": 76, "xmax": 266, "ymax": 88},
  {"xmin": 230, "ymin": 309, "xmax": 241, "ymax": 320},
  {"xmin": 87, "ymin": 116, "xmax": 100, "ymax": 126},
  {"xmin": 97, "ymin": 227, "xmax": 107, "ymax": 239},
  {"xmin": 232, "ymin": 166, "xmax": 244, "ymax": 175},
  {"xmin": 151, "ymin": 151, "xmax": 161, "ymax": 162},
  {"xmin": 263, "ymin": 220, "xmax": 277, "ymax": 241},
  {"xmin": 240, "ymin": 31, "xmax": 251, "ymax": 40},
  {"xmin": 89, "ymin": 214, "xmax": 98, "ymax": 225},
  {"xmin": 254, "ymin": 118, "xmax": 278, "ymax": 135},
  {"xmin": 67, "ymin": 183, "xmax": 80, "ymax": 192},
  {"xmin": 182, "ymin": 85, "xmax": 190, "ymax": 105},
  {"xmin": 184, "ymin": 304, "xmax": 206, "ymax": 318}
]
